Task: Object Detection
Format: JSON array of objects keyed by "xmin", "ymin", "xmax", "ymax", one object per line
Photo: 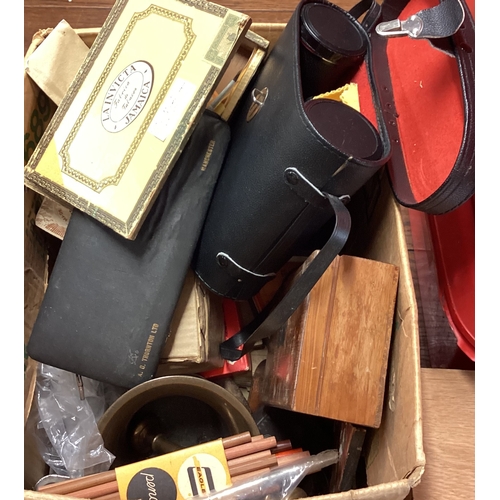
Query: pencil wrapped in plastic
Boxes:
[{"xmin": 193, "ymin": 449, "xmax": 339, "ymax": 500}]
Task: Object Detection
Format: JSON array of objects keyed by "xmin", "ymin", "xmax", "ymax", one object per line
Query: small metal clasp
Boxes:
[
  {"xmin": 246, "ymin": 87, "xmax": 268, "ymax": 121},
  {"xmin": 375, "ymin": 14, "xmax": 424, "ymax": 38}
]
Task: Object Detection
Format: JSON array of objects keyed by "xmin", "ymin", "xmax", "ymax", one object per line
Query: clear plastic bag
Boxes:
[
  {"xmin": 196, "ymin": 449, "xmax": 339, "ymax": 500},
  {"xmin": 34, "ymin": 363, "xmax": 116, "ymax": 478}
]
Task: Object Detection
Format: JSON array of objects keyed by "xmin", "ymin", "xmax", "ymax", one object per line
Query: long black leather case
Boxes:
[
  {"xmin": 27, "ymin": 111, "xmax": 230, "ymax": 388},
  {"xmin": 193, "ymin": 0, "xmax": 391, "ymax": 301}
]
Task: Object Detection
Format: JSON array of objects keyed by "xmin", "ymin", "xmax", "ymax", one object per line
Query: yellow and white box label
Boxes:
[{"xmin": 115, "ymin": 439, "xmax": 231, "ymax": 499}]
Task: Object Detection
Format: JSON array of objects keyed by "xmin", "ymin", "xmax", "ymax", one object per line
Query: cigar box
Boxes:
[
  {"xmin": 23, "ymin": 0, "xmax": 251, "ymax": 240},
  {"xmin": 260, "ymin": 254, "xmax": 399, "ymax": 428},
  {"xmin": 25, "ymin": 18, "xmax": 268, "ymax": 241}
]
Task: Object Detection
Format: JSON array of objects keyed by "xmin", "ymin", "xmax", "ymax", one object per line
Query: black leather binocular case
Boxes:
[{"xmin": 193, "ymin": 0, "xmax": 392, "ymax": 360}]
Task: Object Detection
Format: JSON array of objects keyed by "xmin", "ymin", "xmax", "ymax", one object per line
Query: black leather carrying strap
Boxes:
[
  {"xmin": 349, "ymin": 0, "xmax": 382, "ymax": 31},
  {"xmin": 416, "ymin": 0, "xmax": 464, "ymax": 38},
  {"xmin": 375, "ymin": 0, "xmax": 465, "ymax": 39},
  {"xmin": 220, "ymin": 193, "xmax": 351, "ymax": 361},
  {"xmin": 218, "ymin": 0, "xmax": 381, "ymax": 361},
  {"xmin": 372, "ymin": 0, "xmax": 474, "ymax": 213}
]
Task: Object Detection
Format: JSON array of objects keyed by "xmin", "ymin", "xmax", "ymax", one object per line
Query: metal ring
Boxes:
[{"xmin": 246, "ymin": 87, "xmax": 268, "ymax": 121}]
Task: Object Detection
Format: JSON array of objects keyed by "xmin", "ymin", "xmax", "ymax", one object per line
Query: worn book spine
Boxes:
[{"xmin": 27, "ymin": 111, "xmax": 230, "ymax": 388}]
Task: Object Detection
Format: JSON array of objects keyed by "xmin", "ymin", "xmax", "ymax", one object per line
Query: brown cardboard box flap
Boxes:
[{"xmin": 361, "ymin": 177, "xmax": 425, "ymax": 488}]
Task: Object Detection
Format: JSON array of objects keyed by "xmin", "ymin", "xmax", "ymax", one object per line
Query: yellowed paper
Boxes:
[
  {"xmin": 25, "ymin": 20, "xmax": 90, "ymax": 106},
  {"xmin": 156, "ymin": 270, "xmax": 224, "ymax": 375}
]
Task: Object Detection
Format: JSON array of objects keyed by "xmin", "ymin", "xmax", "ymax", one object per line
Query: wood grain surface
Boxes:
[
  {"xmin": 24, "ymin": 0, "xmax": 357, "ymax": 56},
  {"xmin": 403, "ymin": 207, "xmax": 475, "ymax": 371},
  {"xmin": 412, "ymin": 368, "xmax": 475, "ymax": 500},
  {"xmin": 261, "ymin": 255, "xmax": 399, "ymax": 428}
]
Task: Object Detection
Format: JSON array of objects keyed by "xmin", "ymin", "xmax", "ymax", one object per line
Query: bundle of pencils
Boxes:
[{"xmin": 36, "ymin": 432, "xmax": 310, "ymax": 499}]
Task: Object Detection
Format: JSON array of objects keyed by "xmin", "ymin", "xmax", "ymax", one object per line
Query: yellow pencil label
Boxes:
[{"xmin": 115, "ymin": 439, "xmax": 231, "ymax": 499}]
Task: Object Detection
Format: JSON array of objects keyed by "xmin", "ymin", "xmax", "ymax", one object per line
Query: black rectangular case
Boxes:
[{"xmin": 27, "ymin": 111, "xmax": 230, "ymax": 388}]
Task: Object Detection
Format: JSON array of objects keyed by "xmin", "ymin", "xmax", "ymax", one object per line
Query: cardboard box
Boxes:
[{"xmin": 24, "ymin": 23, "xmax": 425, "ymax": 500}]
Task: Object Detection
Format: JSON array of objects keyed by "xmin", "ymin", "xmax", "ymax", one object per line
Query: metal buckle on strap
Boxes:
[
  {"xmin": 375, "ymin": 15, "xmax": 424, "ymax": 38},
  {"xmin": 375, "ymin": 0, "xmax": 465, "ymax": 39}
]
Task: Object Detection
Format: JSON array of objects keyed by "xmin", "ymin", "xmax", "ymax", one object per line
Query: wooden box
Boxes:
[{"xmin": 261, "ymin": 254, "xmax": 399, "ymax": 428}]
